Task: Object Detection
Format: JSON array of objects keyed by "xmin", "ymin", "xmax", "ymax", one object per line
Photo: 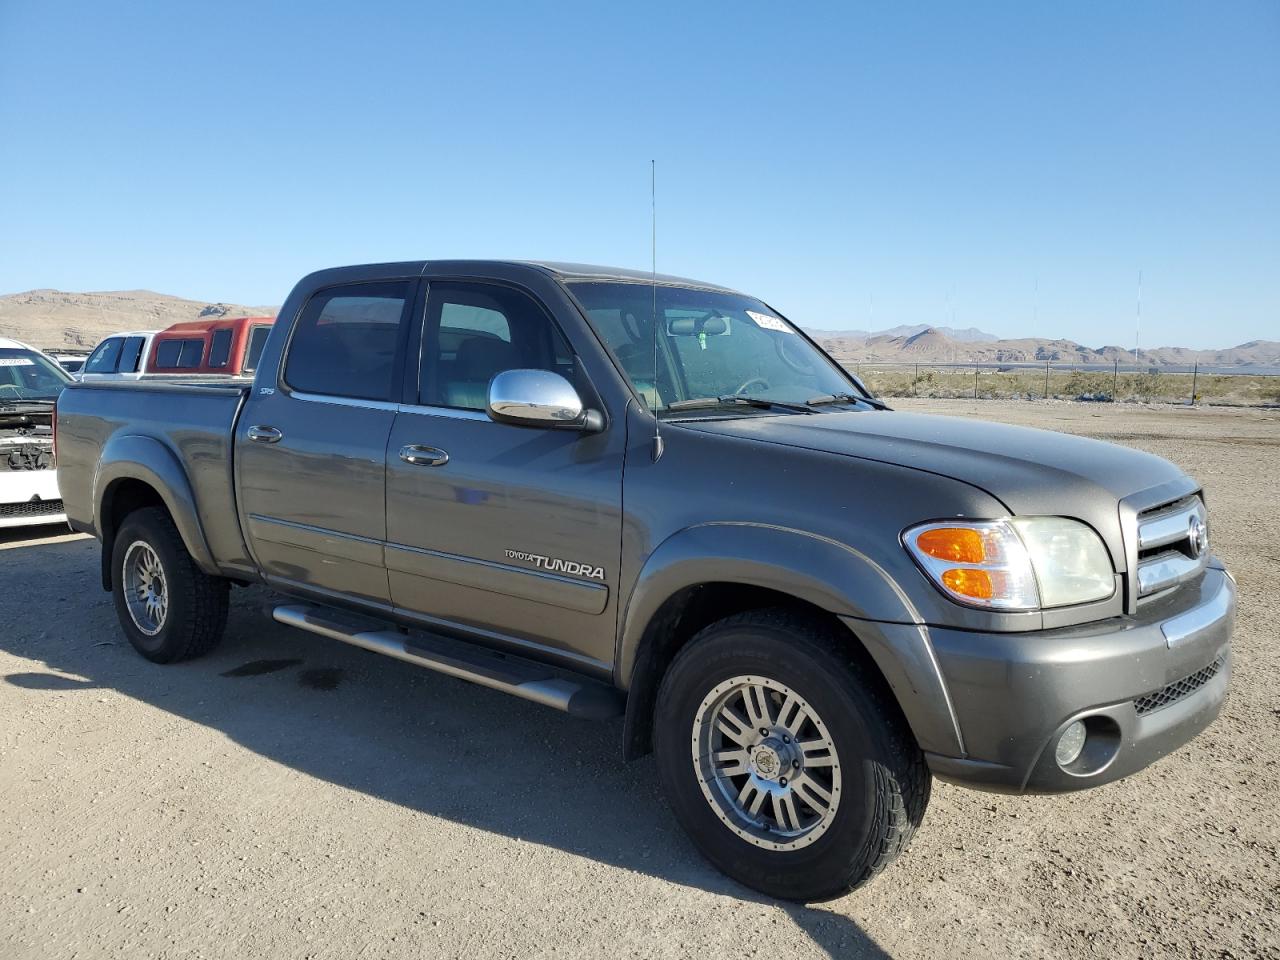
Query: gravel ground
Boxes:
[{"xmin": 1, "ymin": 399, "xmax": 1277, "ymax": 959}]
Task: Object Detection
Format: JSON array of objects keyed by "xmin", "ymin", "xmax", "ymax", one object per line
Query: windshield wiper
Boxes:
[
  {"xmin": 806, "ymin": 392, "xmax": 891, "ymax": 411},
  {"xmin": 666, "ymin": 395, "xmax": 816, "ymax": 414}
]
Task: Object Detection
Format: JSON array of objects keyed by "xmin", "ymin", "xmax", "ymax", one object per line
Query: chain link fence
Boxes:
[{"xmin": 839, "ymin": 361, "xmax": 1280, "ymax": 407}]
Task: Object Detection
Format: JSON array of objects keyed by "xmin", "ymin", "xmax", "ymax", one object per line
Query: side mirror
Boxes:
[{"xmin": 487, "ymin": 369, "xmax": 603, "ymax": 432}]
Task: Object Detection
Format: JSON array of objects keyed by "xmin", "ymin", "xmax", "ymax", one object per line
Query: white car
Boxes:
[
  {"xmin": 79, "ymin": 330, "xmax": 158, "ymax": 381},
  {"xmin": 0, "ymin": 337, "xmax": 71, "ymax": 529},
  {"xmin": 52, "ymin": 353, "xmax": 89, "ymax": 378}
]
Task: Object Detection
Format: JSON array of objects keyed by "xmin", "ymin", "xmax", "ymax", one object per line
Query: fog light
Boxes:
[{"xmin": 1055, "ymin": 721, "xmax": 1087, "ymax": 767}]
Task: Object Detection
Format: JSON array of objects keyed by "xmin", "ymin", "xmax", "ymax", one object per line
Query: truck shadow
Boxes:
[
  {"xmin": 1, "ymin": 574, "xmax": 891, "ymax": 959},
  {"xmin": 0, "ymin": 522, "xmax": 84, "ymax": 549}
]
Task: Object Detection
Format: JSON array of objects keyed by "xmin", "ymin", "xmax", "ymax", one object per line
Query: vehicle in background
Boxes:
[
  {"xmin": 79, "ymin": 331, "xmax": 158, "ymax": 381},
  {"xmin": 147, "ymin": 316, "xmax": 274, "ymax": 378},
  {"xmin": 52, "ymin": 353, "xmax": 90, "ymax": 378},
  {"xmin": 0, "ymin": 337, "xmax": 71, "ymax": 529}
]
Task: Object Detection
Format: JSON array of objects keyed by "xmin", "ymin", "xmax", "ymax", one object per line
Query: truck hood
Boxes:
[{"xmin": 682, "ymin": 411, "xmax": 1193, "ymax": 563}]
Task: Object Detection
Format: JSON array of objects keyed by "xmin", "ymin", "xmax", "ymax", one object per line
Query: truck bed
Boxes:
[{"xmin": 56, "ymin": 379, "xmax": 254, "ymax": 575}]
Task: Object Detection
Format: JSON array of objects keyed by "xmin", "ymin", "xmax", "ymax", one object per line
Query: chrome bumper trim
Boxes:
[{"xmin": 1161, "ymin": 574, "xmax": 1235, "ymax": 649}]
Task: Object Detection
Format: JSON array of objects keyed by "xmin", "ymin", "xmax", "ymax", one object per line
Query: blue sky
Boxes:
[{"xmin": 1, "ymin": 2, "xmax": 1276, "ymax": 349}]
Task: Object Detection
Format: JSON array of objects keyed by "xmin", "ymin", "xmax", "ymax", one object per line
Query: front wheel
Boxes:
[
  {"xmin": 111, "ymin": 506, "xmax": 229, "ymax": 663},
  {"xmin": 654, "ymin": 609, "xmax": 930, "ymax": 901}
]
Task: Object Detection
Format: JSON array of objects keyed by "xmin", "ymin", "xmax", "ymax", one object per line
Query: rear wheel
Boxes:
[
  {"xmin": 111, "ymin": 506, "xmax": 229, "ymax": 663},
  {"xmin": 654, "ymin": 609, "xmax": 930, "ymax": 901}
]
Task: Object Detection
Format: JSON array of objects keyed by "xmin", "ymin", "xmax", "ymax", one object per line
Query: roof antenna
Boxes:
[{"xmin": 650, "ymin": 159, "xmax": 664, "ymax": 462}]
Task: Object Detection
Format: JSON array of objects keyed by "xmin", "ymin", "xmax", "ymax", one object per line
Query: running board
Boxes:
[{"xmin": 271, "ymin": 604, "xmax": 623, "ymax": 720}]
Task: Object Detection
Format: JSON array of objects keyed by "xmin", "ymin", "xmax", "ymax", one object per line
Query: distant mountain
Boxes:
[
  {"xmin": 806, "ymin": 324, "xmax": 998, "ymax": 343},
  {"xmin": 2, "ymin": 290, "xmax": 1275, "ymax": 369},
  {"xmin": 814, "ymin": 325, "xmax": 1280, "ymax": 368},
  {"xmin": 0, "ymin": 289, "xmax": 276, "ymax": 350}
]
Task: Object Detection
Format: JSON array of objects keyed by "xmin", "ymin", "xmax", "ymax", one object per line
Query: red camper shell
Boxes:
[{"xmin": 148, "ymin": 316, "xmax": 275, "ymax": 377}]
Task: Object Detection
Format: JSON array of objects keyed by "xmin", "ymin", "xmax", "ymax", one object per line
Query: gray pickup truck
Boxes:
[{"xmin": 56, "ymin": 261, "xmax": 1235, "ymax": 900}]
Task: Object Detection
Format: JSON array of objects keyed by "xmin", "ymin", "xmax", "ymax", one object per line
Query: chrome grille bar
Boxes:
[
  {"xmin": 1137, "ymin": 550, "xmax": 1208, "ymax": 595},
  {"xmin": 1138, "ymin": 497, "xmax": 1205, "ymax": 551},
  {"xmin": 1135, "ymin": 495, "xmax": 1208, "ymax": 598}
]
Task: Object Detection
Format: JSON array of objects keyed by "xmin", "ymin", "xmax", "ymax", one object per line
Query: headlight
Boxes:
[{"xmin": 903, "ymin": 518, "xmax": 1115, "ymax": 610}]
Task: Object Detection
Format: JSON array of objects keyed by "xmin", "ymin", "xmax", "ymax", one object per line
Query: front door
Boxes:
[
  {"xmin": 384, "ymin": 280, "xmax": 624, "ymax": 670},
  {"xmin": 235, "ymin": 280, "xmax": 415, "ymax": 605}
]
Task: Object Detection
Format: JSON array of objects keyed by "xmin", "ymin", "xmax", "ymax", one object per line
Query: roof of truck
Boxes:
[
  {"xmin": 293, "ymin": 260, "xmax": 748, "ymax": 301},
  {"xmin": 515, "ymin": 261, "xmax": 742, "ymax": 293},
  {"xmin": 157, "ymin": 316, "xmax": 275, "ymax": 336}
]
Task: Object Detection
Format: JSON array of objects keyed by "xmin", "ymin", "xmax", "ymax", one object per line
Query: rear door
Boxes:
[
  {"xmin": 383, "ymin": 279, "xmax": 625, "ymax": 670},
  {"xmin": 235, "ymin": 280, "xmax": 416, "ymax": 605}
]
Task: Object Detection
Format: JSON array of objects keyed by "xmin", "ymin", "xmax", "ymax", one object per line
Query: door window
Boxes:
[
  {"xmin": 119, "ymin": 336, "xmax": 146, "ymax": 373},
  {"xmin": 420, "ymin": 282, "xmax": 575, "ymax": 410},
  {"xmin": 284, "ymin": 282, "xmax": 411, "ymax": 401},
  {"xmin": 85, "ymin": 338, "xmax": 123, "ymax": 374}
]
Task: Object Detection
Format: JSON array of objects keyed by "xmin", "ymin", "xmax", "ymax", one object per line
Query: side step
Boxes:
[{"xmin": 271, "ymin": 604, "xmax": 623, "ymax": 720}]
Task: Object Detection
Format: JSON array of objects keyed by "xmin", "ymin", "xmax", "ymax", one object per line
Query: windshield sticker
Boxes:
[
  {"xmin": 0, "ymin": 358, "xmax": 35, "ymax": 366},
  {"xmin": 746, "ymin": 311, "xmax": 793, "ymax": 334}
]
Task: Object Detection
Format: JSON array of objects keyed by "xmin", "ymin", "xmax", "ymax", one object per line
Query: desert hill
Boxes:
[
  {"xmin": 811, "ymin": 326, "xmax": 1279, "ymax": 368},
  {"xmin": 2, "ymin": 288, "xmax": 1275, "ymax": 368},
  {"xmin": 809, "ymin": 323, "xmax": 998, "ymax": 343},
  {"xmin": 0, "ymin": 289, "xmax": 276, "ymax": 350}
]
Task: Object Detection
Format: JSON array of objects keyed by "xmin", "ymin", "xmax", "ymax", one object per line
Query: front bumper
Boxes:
[
  {"xmin": 860, "ymin": 564, "xmax": 1234, "ymax": 794},
  {"xmin": 0, "ymin": 469, "xmax": 67, "ymax": 529}
]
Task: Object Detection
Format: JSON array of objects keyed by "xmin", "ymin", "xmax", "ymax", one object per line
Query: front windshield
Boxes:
[
  {"xmin": 569, "ymin": 282, "xmax": 857, "ymax": 413},
  {"xmin": 0, "ymin": 347, "xmax": 73, "ymax": 401}
]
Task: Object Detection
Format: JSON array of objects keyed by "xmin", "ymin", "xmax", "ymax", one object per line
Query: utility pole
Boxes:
[{"xmin": 1135, "ymin": 269, "xmax": 1143, "ymax": 367}]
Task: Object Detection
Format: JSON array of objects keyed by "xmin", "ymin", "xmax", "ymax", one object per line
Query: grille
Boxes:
[
  {"xmin": 1133, "ymin": 657, "xmax": 1224, "ymax": 716},
  {"xmin": 1135, "ymin": 495, "xmax": 1209, "ymax": 598},
  {"xmin": 0, "ymin": 498, "xmax": 64, "ymax": 519}
]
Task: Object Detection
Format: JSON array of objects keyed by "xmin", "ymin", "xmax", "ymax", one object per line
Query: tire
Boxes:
[
  {"xmin": 654, "ymin": 608, "xmax": 930, "ymax": 902},
  {"xmin": 111, "ymin": 506, "xmax": 229, "ymax": 663}
]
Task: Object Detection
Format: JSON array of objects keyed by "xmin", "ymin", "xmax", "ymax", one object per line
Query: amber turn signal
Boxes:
[
  {"xmin": 914, "ymin": 527, "xmax": 987, "ymax": 564},
  {"xmin": 904, "ymin": 520, "xmax": 1041, "ymax": 610},
  {"xmin": 940, "ymin": 567, "xmax": 995, "ymax": 599}
]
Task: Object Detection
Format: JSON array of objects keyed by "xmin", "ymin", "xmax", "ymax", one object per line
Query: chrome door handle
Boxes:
[
  {"xmin": 399, "ymin": 444, "xmax": 449, "ymax": 467},
  {"xmin": 247, "ymin": 425, "xmax": 283, "ymax": 444}
]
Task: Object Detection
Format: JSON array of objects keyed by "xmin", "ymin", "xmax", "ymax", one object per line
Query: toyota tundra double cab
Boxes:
[{"xmin": 55, "ymin": 261, "xmax": 1235, "ymax": 901}]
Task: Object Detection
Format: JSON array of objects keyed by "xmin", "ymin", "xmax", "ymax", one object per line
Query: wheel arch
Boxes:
[
  {"xmin": 95, "ymin": 435, "xmax": 218, "ymax": 590},
  {"xmin": 618, "ymin": 522, "xmax": 928, "ymax": 761}
]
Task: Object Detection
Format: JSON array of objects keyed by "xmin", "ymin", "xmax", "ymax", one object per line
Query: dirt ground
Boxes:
[{"xmin": 1, "ymin": 399, "xmax": 1277, "ymax": 959}]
